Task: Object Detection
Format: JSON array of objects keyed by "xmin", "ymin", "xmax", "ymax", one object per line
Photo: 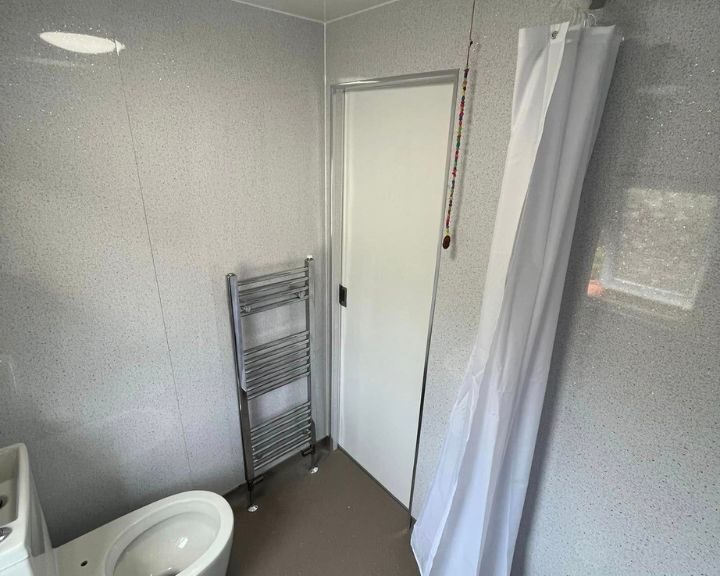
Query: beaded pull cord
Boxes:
[{"xmin": 443, "ymin": 0, "xmax": 477, "ymax": 250}]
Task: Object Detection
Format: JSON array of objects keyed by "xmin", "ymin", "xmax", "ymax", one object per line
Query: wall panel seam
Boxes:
[{"xmin": 114, "ymin": 50, "xmax": 194, "ymax": 487}]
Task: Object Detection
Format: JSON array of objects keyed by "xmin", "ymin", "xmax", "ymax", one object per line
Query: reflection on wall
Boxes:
[{"xmin": 588, "ymin": 187, "xmax": 717, "ymax": 314}]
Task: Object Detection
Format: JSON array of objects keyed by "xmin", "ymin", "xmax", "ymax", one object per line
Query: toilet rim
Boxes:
[{"xmin": 103, "ymin": 490, "xmax": 233, "ymax": 576}]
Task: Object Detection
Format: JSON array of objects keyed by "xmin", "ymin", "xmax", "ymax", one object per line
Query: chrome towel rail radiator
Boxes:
[{"xmin": 227, "ymin": 257, "xmax": 318, "ymax": 512}]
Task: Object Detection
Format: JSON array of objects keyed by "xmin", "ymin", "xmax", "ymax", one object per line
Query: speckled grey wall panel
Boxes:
[
  {"xmin": 0, "ymin": 0, "xmax": 324, "ymax": 545},
  {"xmin": 514, "ymin": 2, "xmax": 720, "ymax": 574},
  {"xmin": 328, "ymin": 1, "xmax": 720, "ymax": 574},
  {"xmin": 114, "ymin": 0, "xmax": 326, "ymax": 491}
]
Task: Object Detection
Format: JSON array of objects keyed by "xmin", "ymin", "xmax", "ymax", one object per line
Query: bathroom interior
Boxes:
[{"xmin": 0, "ymin": 0, "xmax": 718, "ymax": 575}]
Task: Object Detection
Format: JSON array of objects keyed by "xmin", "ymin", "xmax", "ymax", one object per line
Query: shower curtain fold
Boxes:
[{"xmin": 411, "ymin": 22, "xmax": 621, "ymax": 576}]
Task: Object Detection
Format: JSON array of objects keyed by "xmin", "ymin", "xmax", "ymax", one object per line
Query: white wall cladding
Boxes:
[
  {"xmin": 0, "ymin": 0, "xmax": 324, "ymax": 544},
  {"xmin": 327, "ymin": 1, "xmax": 720, "ymax": 574}
]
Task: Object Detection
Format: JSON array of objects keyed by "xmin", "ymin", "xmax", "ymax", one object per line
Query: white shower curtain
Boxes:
[{"xmin": 411, "ymin": 22, "xmax": 621, "ymax": 576}]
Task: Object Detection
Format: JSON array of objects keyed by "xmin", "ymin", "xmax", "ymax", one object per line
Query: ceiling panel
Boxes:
[{"xmin": 232, "ymin": 0, "xmax": 400, "ymax": 23}]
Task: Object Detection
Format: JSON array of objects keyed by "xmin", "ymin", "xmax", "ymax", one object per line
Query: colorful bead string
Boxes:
[{"xmin": 443, "ymin": 0, "xmax": 477, "ymax": 250}]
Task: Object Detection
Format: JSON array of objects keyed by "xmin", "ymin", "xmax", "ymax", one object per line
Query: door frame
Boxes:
[{"xmin": 327, "ymin": 70, "xmax": 459, "ymax": 513}]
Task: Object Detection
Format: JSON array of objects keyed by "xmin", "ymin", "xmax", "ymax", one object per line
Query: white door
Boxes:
[{"xmin": 339, "ymin": 79, "xmax": 455, "ymax": 506}]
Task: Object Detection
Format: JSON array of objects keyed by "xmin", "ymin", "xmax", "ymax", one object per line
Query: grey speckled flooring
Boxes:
[{"xmin": 225, "ymin": 446, "xmax": 419, "ymax": 576}]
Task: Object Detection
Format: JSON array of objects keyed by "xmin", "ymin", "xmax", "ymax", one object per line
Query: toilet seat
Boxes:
[{"xmin": 54, "ymin": 491, "xmax": 233, "ymax": 576}]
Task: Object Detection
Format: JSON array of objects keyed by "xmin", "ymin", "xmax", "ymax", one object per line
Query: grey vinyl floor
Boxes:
[{"xmin": 225, "ymin": 446, "xmax": 420, "ymax": 576}]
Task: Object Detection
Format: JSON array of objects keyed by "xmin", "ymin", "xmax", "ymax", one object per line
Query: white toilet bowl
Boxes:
[
  {"xmin": 55, "ymin": 491, "xmax": 233, "ymax": 576},
  {"xmin": 0, "ymin": 444, "xmax": 234, "ymax": 576}
]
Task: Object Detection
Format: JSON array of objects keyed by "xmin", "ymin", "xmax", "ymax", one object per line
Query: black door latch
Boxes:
[{"xmin": 339, "ymin": 284, "xmax": 347, "ymax": 307}]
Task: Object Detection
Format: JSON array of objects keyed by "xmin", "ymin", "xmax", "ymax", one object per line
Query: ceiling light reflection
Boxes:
[{"xmin": 39, "ymin": 32, "xmax": 124, "ymax": 55}]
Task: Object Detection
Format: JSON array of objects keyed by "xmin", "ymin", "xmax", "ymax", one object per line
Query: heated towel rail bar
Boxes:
[{"xmin": 227, "ymin": 257, "xmax": 318, "ymax": 511}]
